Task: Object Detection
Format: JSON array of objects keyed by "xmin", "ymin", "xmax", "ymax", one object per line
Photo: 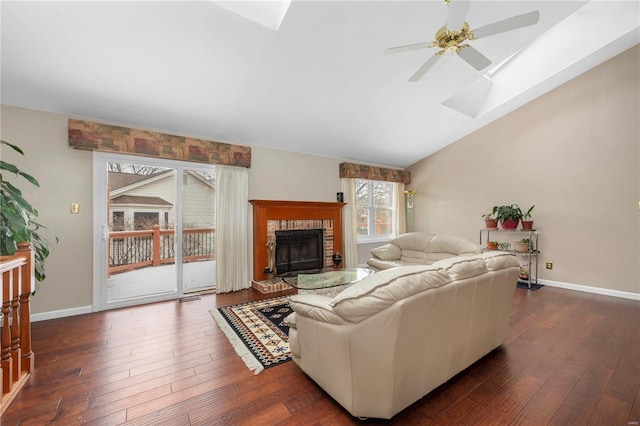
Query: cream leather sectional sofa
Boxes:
[
  {"xmin": 286, "ymin": 252, "xmax": 520, "ymax": 419},
  {"xmin": 366, "ymin": 232, "xmax": 482, "ymax": 270}
]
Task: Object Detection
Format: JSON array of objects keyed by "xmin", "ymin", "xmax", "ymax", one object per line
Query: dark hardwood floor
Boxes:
[{"xmin": 2, "ymin": 285, "xmax": 639, "ymax": 425}]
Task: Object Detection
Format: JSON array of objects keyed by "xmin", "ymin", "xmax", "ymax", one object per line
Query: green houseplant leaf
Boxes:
[
  {"xmin": 492, "ymin": 204, "xmax": 524, "ymax": 223},
  {"xmin": 1, "ymin": 139, "xmax": 58, "ymax": 283}
]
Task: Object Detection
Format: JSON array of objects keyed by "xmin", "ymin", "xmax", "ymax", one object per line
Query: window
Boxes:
[
  {"xmin": 112, "ymin": 211, "xmax": 124, "ymax": 232},
  {"xmin": 133, "ymin": 212, "xmax": 160, "ymax": 230},
  {"xmin": 355, "ymin": 179, "xmax": 395, "ymax": 241}
]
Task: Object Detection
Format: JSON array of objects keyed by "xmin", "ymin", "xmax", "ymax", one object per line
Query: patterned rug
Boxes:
[{"xmin": 210, "ymin": 296, "xmax": 292, "ymax": 374}]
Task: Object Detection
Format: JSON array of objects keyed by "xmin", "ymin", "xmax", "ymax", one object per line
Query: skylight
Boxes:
[
  {"xmin": 211, "ymin": 1, "xmax": 291, "ymax": 31},
  {"xmin": 442, "ymin": 0, "xmax": 640, "ymax": 119}
]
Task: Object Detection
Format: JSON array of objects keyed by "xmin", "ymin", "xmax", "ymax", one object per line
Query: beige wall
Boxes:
[
  {"xmin": 407, "ymin": 45, "xmax": 640, "ymax": 295},
  {"xmin": 248, "ymin": 145, "xmax": 342, "ymax": 202},
  {"xmin": 1, "ymin": 106, "xmax": 94, "ymax": 314},
  {"xmin": 0, "ymin": 106, "xmax": 345, "ymax": 315}
]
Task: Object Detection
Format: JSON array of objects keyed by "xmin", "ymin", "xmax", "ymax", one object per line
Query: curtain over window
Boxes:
[
  {"xmin": 341, "ymin": 178, "xmax": 358, "ymax": 269},
  {"xmin": 395, "ymin": 182, "xmax": 407, "ymax": 236},
  {"xmin": 215, "ymin": 166, "xmax": 249, "ymax": 292}
]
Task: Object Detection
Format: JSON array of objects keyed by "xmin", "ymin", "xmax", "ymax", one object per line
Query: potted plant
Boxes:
[
  {"xmin": 486, "ymin": 241, "xmax": 499, "ymax": 250},
  {"xmin": 493, "ymin": 204, "xmax": 523, "ymax": 230},
  {"xmin": 521, "ymin": 205, "xmax": 535, "ymax": 230},
  {"xmin": 515, "ymin": 238, "xmax": 538, "ymax": 254},
  {"xmin": 514, "ymin": 239, "xmax": 530, "ymax": 252},
  {"xmin": 482, "ymin": 212, "xmax": 497, "ymax": 229},
  {"xmin": 1, "ymin": 140, "xmax": 58, "ymax": 282},
  {"xmin": 498, "ymin": 242, "xmax": 511, "ymax": 251}
]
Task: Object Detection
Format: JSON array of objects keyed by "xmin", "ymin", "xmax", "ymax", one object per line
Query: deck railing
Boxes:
[
  {"xmin": 108, "ymin": 225, "xmax": 215, "ymax": 275},
  {"xmin": 0, "ymin": 242, "xmax": 35, "ymax": 415}
]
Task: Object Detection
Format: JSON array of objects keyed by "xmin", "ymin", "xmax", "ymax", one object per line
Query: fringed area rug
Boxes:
[{"xmin": 210, "ymin": 296, "xmax": 292, "ymax": 374}]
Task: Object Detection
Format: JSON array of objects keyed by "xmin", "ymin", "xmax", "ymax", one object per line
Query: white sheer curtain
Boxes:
[
  {"xmin": 215, "ymin": 166, "xmax": 249, "ymax": 293},
  {"xmin": 395, "ymin": 182, "xmax": 407, "ymax": 236},
  {"xmin": 341, "ymin": 178, "xmax": 358, "ymax": 269}
]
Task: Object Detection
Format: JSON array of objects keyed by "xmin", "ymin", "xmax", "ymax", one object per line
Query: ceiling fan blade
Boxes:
[
  {"xmin": 458, "ymin": 46, "xmax": 492, "ymax": 71},
  {"xmin": 473, "ymin": 10, "xmax": 540, "ymax": 39},
  {"xmin": 384, "ymin": 42, "xmax": 431, "ymax": 55},
  {"xmin": 408, "ymin": 55, "xmax": 440, "ymax": 82},
  {"xmin": 446, "ymin": 0, "xmax": 471, "ymax": 30}
]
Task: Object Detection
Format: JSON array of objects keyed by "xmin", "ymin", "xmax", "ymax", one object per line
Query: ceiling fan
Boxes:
[{"xmin": 385, "ymin": 0, "xmax": 540, "ymax": 82}]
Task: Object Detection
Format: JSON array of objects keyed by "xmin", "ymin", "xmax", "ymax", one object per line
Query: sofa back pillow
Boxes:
[
  {"xmin": 399, "ymin": 249, "xmax": 431, "ymax": 264},
  {"xmin": 391, "ymin": 232, "xmax": 434, "ymax": 251},
  {"xmin": 330, "ymin": 265, "xmax": 451, "ymax": 322},
  {"xmin": 475, "ymin": 251, "xmax": 521, "ymax": 270},
  {"xmin": 427, "ymin": 234, "xmax": 482, "ymax": 256},
  {"xmin": 422, "ymin": 252, "xmax": 458, "ymax": 264},
  {"xmin": 428, "ymin": 256, "xmax": 488, "ymax": 280}
]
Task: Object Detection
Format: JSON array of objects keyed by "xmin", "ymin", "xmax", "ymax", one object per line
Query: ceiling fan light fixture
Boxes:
[
  {"xmin": 384, "ymin": 1, "xmax": 541, "ymax": 82},
  {"xmin": 433, "ymin": 22, "xmax": 473, "ymax": 54}
]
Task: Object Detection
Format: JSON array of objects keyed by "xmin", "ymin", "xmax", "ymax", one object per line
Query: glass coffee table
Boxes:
[{"xmin": 283, "ymin": 267, "xmax": 375, "ymax": 297}]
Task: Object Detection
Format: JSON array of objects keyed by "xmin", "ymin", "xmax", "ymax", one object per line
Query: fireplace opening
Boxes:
[{"xmin": 275, "ymin": 229, "xmax": 324, "ymax": 277}]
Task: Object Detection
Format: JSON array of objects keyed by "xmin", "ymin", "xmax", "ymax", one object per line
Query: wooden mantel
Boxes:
[{"xmin": 250, "ymin": 200, "xmax": 345, "ymax": 281}]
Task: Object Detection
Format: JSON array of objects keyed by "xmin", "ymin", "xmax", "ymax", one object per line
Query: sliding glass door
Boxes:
[
  {"xmin": 181, "ymin": 168, "xmax": 216, "ymax": 293},
  {"xmin": 93, "ymin": 153, "xmax": 216, "ymax": 310}
]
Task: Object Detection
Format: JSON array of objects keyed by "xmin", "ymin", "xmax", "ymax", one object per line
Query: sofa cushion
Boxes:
[
  {"xmin": 427, "ymin": 234, "xmax": 482, "ymax": 256},
  {"xmin": 366, "ymin": 258, "xmax": 413, "ymax": 270},
  {"xmin": 330, "ymin": 265, "xmax": 451, "ymax": 323},
  {"xmin": 370, "ymin": 243, "xmax": 401, "ymax": 261},
  {"xmin": 288, "ymin": 294, "xmax": 349, "ymax": 325},
  {"xmin": 476, "ymin": 251, "xmax": 521, "ymax": 270},
  {"xmin": 429, "ymin": 256, "xmax": 488, "ymax": 280},
  {"xmin": 422, "ymin": 252, "xmax": 457, "ymax": 263},
  {"xmin": 399, "ymin": 249, "xmax": 431, "ymax": 263},
  {"xmin": 283, "ymin": 312, "xmax": 297, "ymax": 329},
  {"xmin": 390, "ymin": 232, "xmax": 434, "ymax": 251}
]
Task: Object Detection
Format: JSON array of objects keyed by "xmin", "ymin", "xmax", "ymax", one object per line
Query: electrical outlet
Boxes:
[
  {"xmin": 70, "ymin": 203, "xmax": 80, "ymax": 214},
  {"xmin": 546, "ymin": 262, "xmax": 553, "ymax": 270}
]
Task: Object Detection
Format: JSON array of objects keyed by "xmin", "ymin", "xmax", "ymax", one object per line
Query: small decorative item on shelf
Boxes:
[
  {"xmin": 482, "ymin": 212, "xmax": 497, "ymax": 229},
  {"xmin": 487, "ymin": 241, "xmax": 499, "ymax": 250},
  {"xmin": 521, "ymin": 205, "xmax": 535, "ymax": 230},
  {"xmin": 519, "ymin": 266, "xmax": 530, "ymax": 281},
  {"xmin": 336, "ymin": 192, "xmax": 344, "ymax": 203},
  {"xmin": 332, "ymin": 253, "xmax": 343, "ymax": 270}
]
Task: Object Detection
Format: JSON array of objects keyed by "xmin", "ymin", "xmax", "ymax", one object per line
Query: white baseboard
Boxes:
[
  {"xmin": 539, "ymin": 279, "xmax": 640, "ymax": 301},
  {"xmin": 31, "ymin": 305, "xmax": 94, "ymax": 322}
]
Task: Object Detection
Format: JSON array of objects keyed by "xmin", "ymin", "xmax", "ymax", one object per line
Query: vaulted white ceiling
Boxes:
[{"xmin": 1, "ymin": 1, "xmax": 638, "ymax": 168}]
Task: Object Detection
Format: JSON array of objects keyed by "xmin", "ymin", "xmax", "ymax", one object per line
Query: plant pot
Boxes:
[
  {"xmin": 521, "ymin": 220, "xmax": 534, "ymax": 230},
  {"xmin": 486, "ymin": 241, "xmax": 499, "ymax": 250},
  {"xmin": 514, "ymin": 241, "xmax": 529, "ymax": 252},
  {"xmin": 484, "ymin": 218, "xmax": 497, "ymax": 229},
  {"xmin": 501, "ymin": 219, "xmax": 519, "ymax": 230}
]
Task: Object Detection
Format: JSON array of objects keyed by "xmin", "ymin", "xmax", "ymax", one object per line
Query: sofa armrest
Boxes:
[{"xmin": 289, "ymin": 294, "xmax": 350, "ymax": 325}]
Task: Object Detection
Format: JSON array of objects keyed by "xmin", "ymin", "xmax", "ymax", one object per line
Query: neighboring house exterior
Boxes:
[{"xmin": 108, "ymin": 170, "xmax": 215, "ymax": 231}]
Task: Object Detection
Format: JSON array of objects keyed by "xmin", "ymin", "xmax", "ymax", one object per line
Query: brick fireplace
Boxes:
[{"xmin": 249, "ymin": 200, "xmax": 345, "ymax": 282}]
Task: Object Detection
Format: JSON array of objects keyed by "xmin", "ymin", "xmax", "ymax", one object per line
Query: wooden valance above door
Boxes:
[{"xmin": 68, "ymin": 119, "xmax": 251, "ymax": 168}]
